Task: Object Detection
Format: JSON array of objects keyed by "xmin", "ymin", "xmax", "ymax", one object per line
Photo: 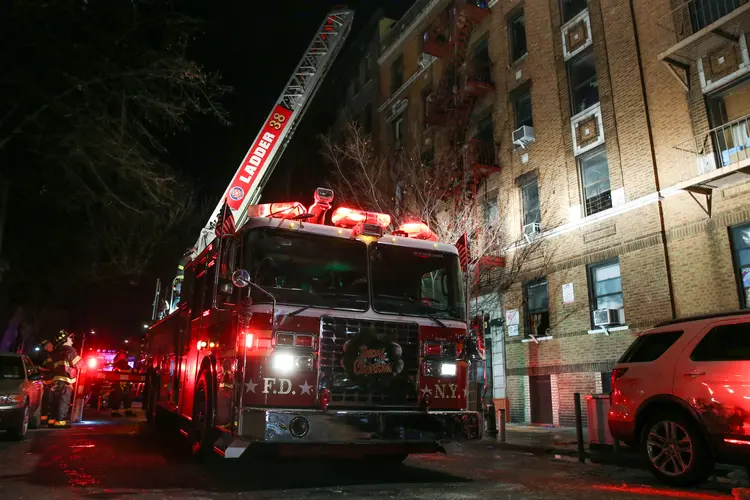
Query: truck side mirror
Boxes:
[{"xmin": 232, "ymin": 269, "xmax": 251, "ymax": 288}]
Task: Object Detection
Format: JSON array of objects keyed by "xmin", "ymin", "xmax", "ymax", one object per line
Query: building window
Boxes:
[
  {"xmin": 363, "ymin": 103, "xmax": 372, "ymax": 136},
  {"xmin": 391, "ymin": 54, "xmax": 404, "ymax": 94},
  {"xmin": 393, "ymin": 114, "xmax": 405, "ymax": 148},
  {"xmin": 579, "ymin": 146, "xmax": 612, "ymax": 216},
  {"xmin": 513, "ymin": 88, "xmax": 533, "ymax": 128},
  {"xmin": 484, "ymin": 195, "xmax": 499, "ymax": 226},
  {"xmin": 525, "ymin": 278, "xmax": 549, "ymax": 338},
  {"xmin": 561, "ymin": 0, "xmax": 588, "ymax": 23},
  {"xmin": 730, "ymin": 224, "xmax": 750, "ymax": 307},
  {"xmin": 521, "ymin": 177, "xmax": 540, "ymax": 227},
  {"xmin": 568, "ymin": 49, "xmax": 599, "ymax": 115},
  {"xmin": 421, "ymin": 85, "xmax": 432, "ymax": 124},
  {"xmin": 471, "ymin": 38, "xmax": 492, "ymax": 84},
  {"xmin": 588, "ymin": 259, "xmax": 624, "ymax": 325},
  {"xmin": 359, "ymin": 56, "xmax": 369, "ymax": 89},
  {"xmin": 508, "ymin": 10, "xmax": 527, "ymax": 63}
]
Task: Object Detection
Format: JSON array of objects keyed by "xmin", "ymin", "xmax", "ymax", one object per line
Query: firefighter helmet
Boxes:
[{"xmin": 52, "ymin": 329, "xmax": 73, "ymax": 347}]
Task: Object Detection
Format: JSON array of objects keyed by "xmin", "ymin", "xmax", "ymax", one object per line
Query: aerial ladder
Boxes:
[{"xmin": 193, "ymin": 8, "xmax": 354, "ymax": 256}]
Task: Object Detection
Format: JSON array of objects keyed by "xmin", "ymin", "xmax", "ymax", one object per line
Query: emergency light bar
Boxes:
[
  {"xmin": 246, "ymin": 202, "xmax": 306, "ymax": 219},
  {"xmin": 395, "ymin": 221, "xmax": 437, "ymax": 241},
  {"xmin": 331, "ymin": 207, "xmax": 391, "ymax": 229}
]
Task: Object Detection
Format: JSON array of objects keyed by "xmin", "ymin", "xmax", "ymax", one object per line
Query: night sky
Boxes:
[{"xmin": 76, "ymin": 0, "xmax": 415, "ymax": 347}]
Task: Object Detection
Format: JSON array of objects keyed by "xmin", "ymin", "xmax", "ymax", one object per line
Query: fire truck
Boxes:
[{"xmin": 141, "ymin": 8, "xmax": 483, "ymax": 460}]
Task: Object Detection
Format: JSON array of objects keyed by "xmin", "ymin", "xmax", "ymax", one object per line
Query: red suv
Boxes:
[{"xmin": 609, "ymin": 311, "xmax": 750, "ymax": 486}]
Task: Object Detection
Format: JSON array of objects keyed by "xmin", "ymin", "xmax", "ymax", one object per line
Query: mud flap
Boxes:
[{"xmin": 212, "ymin": 433, "xmax": 250, "ymax": 459}]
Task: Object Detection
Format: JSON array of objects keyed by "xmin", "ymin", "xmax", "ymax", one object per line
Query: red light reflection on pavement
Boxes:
[
  {"xmin": 593, "ymin": 484, "xmax": 729, "ymax": 499},
  {"xmin": 64, "ymin": 469, "xmax": 99, "ymax": 487}
]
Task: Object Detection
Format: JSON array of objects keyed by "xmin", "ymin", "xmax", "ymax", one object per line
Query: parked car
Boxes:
[
  {"xmin": 0, "ymin": 353, "xmax": 43, "ymax": 439},
  {"xmin": 609, "ymin": 311, "xmax": 750, "ymax": 486}
]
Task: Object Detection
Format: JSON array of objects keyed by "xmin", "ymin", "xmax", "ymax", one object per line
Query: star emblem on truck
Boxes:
[
  {"xmin": 420, "ymin": 386, "xmax": 431, "ymax": 397},
  {"xmin": 299, "ymin": 380, "xmax": 313, "ymax": 395},
  {"xmin": 245, "ymin": 378, "xmax": 258, "ymax": 394}
]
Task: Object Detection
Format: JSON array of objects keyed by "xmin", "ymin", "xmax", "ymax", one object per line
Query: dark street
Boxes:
[{"xmin": 0, "ymin": 407, "xmax": 736, "ymax": 499}]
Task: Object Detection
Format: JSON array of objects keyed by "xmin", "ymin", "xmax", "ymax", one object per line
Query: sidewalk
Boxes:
[{"xmin": 454, "ymin": 423, "xmax": 749, "ymax": 486}]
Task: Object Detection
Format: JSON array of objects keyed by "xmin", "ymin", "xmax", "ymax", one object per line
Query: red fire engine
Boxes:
[{"xmin": 140, "ymin": 8, "xmax": 483, "ymax": 460}]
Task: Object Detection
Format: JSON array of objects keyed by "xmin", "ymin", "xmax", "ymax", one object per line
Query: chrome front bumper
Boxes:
[{"xmin": 237, "ymin": 407, "xmax": 482, "ymax": 445}]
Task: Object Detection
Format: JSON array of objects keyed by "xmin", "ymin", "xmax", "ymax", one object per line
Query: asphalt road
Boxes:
[{"xmin": 0, "ymin": 408, "xmax": 738, "ymax": 500}]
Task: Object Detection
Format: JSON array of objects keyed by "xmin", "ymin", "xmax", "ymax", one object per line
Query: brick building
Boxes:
[
  {"xmin": 369, "ymin": 0, "xmax": 750, "ymax": 426},
  {"xmin": 328, "ymin": 10, "xmax": 394, "ymax": 145}
]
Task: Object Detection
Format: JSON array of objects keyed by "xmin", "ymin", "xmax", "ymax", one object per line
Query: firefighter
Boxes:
[
  {"xmin": 48, "ymin": 330, "xmax": 81, "ymax": 428},
  {"xmin": 35, "ymin": 339, "xmax": 55, "ymax": 424},
  {"xmin": 109, "ymin": 350, "xmax": 134, "ymax": 417}
]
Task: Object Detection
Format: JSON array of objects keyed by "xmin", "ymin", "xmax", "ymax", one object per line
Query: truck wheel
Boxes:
[
  {"xmin": 641, "ymin": 412, "xmax": 714, "ymax": 486},
  {"xmin": 192, "ymin": 369, "xmax": 216, "ymax": 457}
]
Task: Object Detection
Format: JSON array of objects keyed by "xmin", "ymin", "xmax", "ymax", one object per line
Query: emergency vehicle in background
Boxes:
[{"xmin": 141, "ymin": 7, "xmax": 483, "ymax": 460}]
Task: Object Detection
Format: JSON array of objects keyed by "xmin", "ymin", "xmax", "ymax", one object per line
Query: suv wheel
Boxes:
[{"xmin": 642, "ymin": 413, "xmax": 714, "ymax": 486}]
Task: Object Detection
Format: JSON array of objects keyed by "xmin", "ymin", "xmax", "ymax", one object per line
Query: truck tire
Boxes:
[
  {"xmin": 641, "ymin": 411, "xmax": 714, "ymax": 486},
  {"xmin": 192, "ymin": 369, "xmax": 217, "ymax": 457}
]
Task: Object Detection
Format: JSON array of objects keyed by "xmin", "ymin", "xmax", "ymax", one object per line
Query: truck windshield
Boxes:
[
  {"xmin": 369, "ymin": 243, "xmax": 465, "ymax": 321},
  {"xmin": 245, "ymin": 228, "xmax": 368, "ymax": 311}
]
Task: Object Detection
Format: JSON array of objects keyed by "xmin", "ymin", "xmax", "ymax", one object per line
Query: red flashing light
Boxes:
[
  {"xmin": 247, "ymin": 202, "xmax": 306, "ymax": 220},
  {"xmin": 202, "ymin": 310, "xmax": 210, "ymax": 317},
  {"xmin": 87, "ymin": 357, "xmax": 98, "ymax": 369},
  {"xmin": 245, "ymin": 333, "xmax": 255, "ymax": 349},
  {"xmin": 424, "ymin": 342, "xmax": 442, "ymax": 357},
  {"xmin": 331, "ymin": 207, "xmax": 391, "ymax": 229},
  {"xmin": 295, "ymin": 334, "xmax": 314, "ymax": 348},
  {"xmin": 397, "ymin": 221, "xmax": 437, "ymax": 241}
]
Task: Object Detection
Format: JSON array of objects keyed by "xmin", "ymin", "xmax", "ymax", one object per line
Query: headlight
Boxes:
[
  {"xmin": 271, "ymin": 353, "xmax": 295, "ymax": 374},
  {"xmin": 440, "ymin": 362, "xmax": 457, "ymax": 377},
  {"xmin": 0, "ymin": 394, "xmax": 22, "ymax": 406}
]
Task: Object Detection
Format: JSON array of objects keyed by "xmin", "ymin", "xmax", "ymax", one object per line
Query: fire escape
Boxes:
[{"xmin": 422, "ymin": 0, "xmax": 504, "ymax": 271}]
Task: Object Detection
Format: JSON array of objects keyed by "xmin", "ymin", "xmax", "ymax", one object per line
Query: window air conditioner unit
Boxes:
[
  {"xmin": 561, "ymin": 9, "xmax": 592, "ymax": 61},
  {"xmin": 593, "ymin": 308, "xmax": 620, "ymax": 327},
  {"xmin": 697, "ymin": 34, "xmax": 750, "ymax": 94},
  {"xmin": 386, "ymin": 99, "xmax": 409, "ymax": 123},
  {"xmin": 418, "ymin": 53, "xmax": 436, "ymax": 69},
  {"xmin": 512, "ymin": 125, "xmax": 536, "ymax": 149},
  {"xmin": 523, "ymin": 222, "xmax": 541, "ymax": 242}
]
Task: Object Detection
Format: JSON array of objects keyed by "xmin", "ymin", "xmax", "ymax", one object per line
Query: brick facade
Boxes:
[{"xmin": 370, "ymin": 0, "xmax": 750, "ymax": 426}]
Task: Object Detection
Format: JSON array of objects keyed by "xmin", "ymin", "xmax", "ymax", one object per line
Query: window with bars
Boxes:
[
  {"xmin": 524, "ymin": 278, "xmax": 549, "ymax": 338},
  {"xmin": 588, "ymin": 259, "xmax": 624, "ymax": 326},
  {"xmin": 578, "ymin": 146, "xmax": 612, "ymax": 216}
]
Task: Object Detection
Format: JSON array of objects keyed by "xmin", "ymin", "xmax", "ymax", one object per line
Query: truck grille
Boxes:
[{"xmin": 319, "ymin": 316, "xmax": 419, "ymax": 408}]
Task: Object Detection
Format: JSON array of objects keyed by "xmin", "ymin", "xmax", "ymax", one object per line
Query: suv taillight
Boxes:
[{"xmin": 611, "ymin": 367, "xmax": 628, "ymax": 389}]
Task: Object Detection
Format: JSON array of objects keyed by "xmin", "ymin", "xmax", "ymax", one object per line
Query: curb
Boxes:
[{"xmin": 463, "ymin": 439, "xmax": 748, "ymax": 485}]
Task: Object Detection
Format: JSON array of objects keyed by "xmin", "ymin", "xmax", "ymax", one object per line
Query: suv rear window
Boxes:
[{"xmin": 618, "ymin": 331, "xmax": 683, "ymax": 363}]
